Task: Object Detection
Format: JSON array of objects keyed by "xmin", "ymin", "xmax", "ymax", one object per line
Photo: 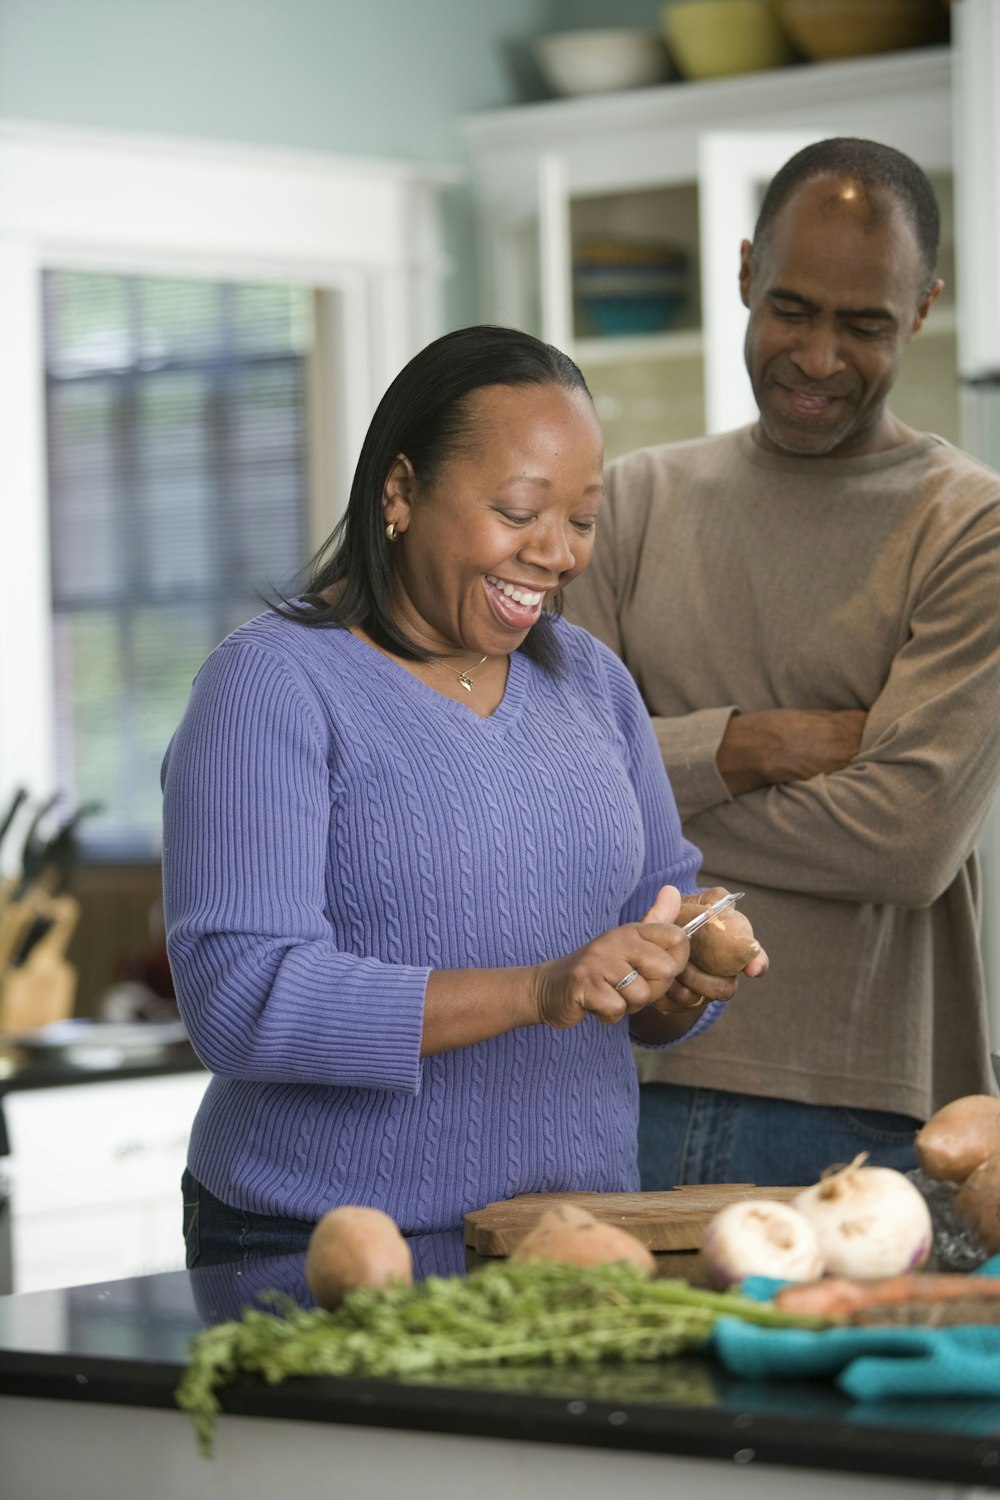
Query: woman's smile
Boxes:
[{"xmin": 484, "ymin": 572, "xmax": 546, "ymax": 630}]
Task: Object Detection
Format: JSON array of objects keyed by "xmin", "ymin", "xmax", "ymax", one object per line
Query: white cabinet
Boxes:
[
  {"xmin": 4, "ymin": 1069, "xmax": 210, "ymax": 1293},
  {"xmin": 461, "ymin": 47, "xmax": 957, "ymax": 458}
]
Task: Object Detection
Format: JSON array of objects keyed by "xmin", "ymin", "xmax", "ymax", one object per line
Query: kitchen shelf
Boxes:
[{"xmin": 574, "ymin": 329, "xmax": 703, "ymax": 367}]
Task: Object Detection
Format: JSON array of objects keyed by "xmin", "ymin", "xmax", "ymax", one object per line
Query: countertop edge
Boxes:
[{"xmin": 3, "ymin": 1350, "xmax": 998, "ymax": 1489}]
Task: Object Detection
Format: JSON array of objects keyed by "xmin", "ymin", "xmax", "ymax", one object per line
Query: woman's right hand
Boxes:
[{"xmin": 530, "ymin": 885, "xmax": 690, "ymax": 1029}]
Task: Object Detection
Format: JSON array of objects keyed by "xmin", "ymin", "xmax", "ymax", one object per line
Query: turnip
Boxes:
[
  {"xmin": 792, "ymin": 1154, "xmax": 933, "ymax": 1279},
  {"xmin": 701, "ymin": 1198, "xmax": 824, "ymax": 1289}
]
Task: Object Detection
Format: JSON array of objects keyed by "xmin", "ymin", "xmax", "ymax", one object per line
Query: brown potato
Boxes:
[
  {"xmin": 914, "ymin": 1094, "xmax": 1000, "ymax": 1183},
  {"xmin": 305, "ymin": 1205, "xmax": 413, "ymax": 1308},
  {"xmin": 510, "ymin": 1202, "xmax": 656, "ymax": 1274},
  {"xmin": 679, "ymin": 894, "xmax": 761, "ymax": 977},
  {"xmin": 953, "ymin": 1152, "xmax": 1000, "ymax": 1255}
]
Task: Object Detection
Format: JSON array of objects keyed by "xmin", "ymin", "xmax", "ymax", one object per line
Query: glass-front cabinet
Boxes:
[{"xmin": 461, "ymin": 46, "xmax": 955, "ymax": 459}]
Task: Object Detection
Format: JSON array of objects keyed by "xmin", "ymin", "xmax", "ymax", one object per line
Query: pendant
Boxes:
[{"xmin": 457, "ymin": 673, "xmax": 474, "ymax": 692}]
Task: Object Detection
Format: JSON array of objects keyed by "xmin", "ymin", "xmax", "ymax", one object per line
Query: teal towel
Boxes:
[{"xmin": 712, "ymin": 1257, "xmax": 1000, "ymax": 1401}]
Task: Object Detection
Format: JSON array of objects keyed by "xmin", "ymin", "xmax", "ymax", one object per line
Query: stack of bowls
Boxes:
[{"xmin": 573, "ymin": 240, "xmax": 692, "ymax": 338}]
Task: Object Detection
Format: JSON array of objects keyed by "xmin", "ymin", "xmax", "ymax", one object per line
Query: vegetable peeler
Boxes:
[{"xmin": 682, "ymin": 891, "xmax": 744, "ymax": 937}]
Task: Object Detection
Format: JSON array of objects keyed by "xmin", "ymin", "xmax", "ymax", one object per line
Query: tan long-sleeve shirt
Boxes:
[{"xmin": 564, "ymin": 426, "xmax": 1000, "ymax": 1120}]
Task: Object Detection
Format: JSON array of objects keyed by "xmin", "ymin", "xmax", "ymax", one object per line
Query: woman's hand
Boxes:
[
  {"xmin": 653, "ymin": 885, "xmax": 769, "ymax": 1014},
  {"xmin": 530, "ymin": 885, "xmax": 690, "ymax": 1029}
]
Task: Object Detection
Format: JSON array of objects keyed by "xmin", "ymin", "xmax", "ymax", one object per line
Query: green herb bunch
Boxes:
[{"xmin": 177, "ymin": 1260, "xmax": 822, "ymax": 1454}]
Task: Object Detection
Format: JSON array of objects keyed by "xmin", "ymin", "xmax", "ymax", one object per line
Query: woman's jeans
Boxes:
[
  {"xmin": 181, "ymin": 1170, "xmax": 469, "ymax": 1280},
  {"xmin": 182, "ymin": 1168, "xmax": 316, "ymax": 1269},
  {"xmin": 638, "ymin": 1083, "xmax": 920, "ymax": 1190}
]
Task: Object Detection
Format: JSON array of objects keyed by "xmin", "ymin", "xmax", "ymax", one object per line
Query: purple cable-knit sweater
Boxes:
[{"xmin": 161, "ymin": 611, "xmax": 711, "ymax": 1232}]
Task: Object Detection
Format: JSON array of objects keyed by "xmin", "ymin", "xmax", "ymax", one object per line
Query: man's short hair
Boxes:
[{"xmin": 751, "ymin": 137, "xmax": 941, "ymax": 295}]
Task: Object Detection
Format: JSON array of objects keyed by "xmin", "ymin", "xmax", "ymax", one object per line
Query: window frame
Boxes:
[{"xmin": 0, "ymin": 121, "xmax": 456, "ymax": 848}]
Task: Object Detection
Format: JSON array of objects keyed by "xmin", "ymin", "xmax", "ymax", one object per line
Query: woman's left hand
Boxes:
[
  {"xmin": 651, "ymin": 933, "xmax": 769, "ymax": 1015},
  {"xmin": 637, "ymin": 885, "xmax": 768, "ymax": 1018}
]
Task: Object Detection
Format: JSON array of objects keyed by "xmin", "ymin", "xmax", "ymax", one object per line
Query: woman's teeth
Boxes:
[{"xmin": 486, "ymin": 574, "xmax": 543, "ymax": 607}]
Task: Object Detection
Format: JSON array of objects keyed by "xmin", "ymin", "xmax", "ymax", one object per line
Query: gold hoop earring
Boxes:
[{"xmin": 385, "ymin": 521, "xmax": 399, "ymax": 543}]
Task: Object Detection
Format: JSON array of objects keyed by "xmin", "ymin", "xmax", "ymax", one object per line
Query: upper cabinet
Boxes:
[{"xmin": 461, "ymin": 47, "xmax": 955, "ymax": 458}]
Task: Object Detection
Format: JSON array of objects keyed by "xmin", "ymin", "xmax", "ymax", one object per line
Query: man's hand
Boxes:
[{"xmin": 717, "ymin": 708, "xmax": 867, "ymax": 797}]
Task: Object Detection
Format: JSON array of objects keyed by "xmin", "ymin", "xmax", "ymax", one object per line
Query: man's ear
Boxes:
[
  {"xmin": 739, "ymin": 238, "xmax": 753, "ymax": 310},
  {"xmin": 382, "ymin": 453, "xmax": 416, "ymax": 534},
  {"xmin": 909, "ymin": 277, "xmax": 945, "ymax": 341}
]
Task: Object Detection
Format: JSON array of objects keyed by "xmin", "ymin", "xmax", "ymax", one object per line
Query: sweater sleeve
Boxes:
[
  {"xmin": 161, "ymin": 641, "xmax": 428, "ymax": 1092},
  {"xmin": 688, "ymin": 503, "xmax": 1000, "ymax": 907},
  {"xmin": 564, "ymin": 454, "xmax": 736, "ymax": 819}
]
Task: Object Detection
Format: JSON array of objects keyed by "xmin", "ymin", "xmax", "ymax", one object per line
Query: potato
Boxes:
[
  {"xmin": 953, "ymin": 1152, "xmax": 1000, "ymax": 1255},
  {"xmin": 510, "ymin": 1202, "xmax": 656, "ymax": 1275},
  {"xmin": 305, "ymin": 1205, "xmax": 413, "ymax": 1308},
  {"xmin": 679, "ymin": 893, "xmax": 761, "ymax": 977},
  {"xmin": 914, "ymin": 1094, "xmax": 1000, "ymax": 1183}
]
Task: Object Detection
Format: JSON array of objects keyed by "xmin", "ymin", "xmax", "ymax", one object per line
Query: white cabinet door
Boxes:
[
  {"xmin": 953, "ymin": 0, "xmax": 1000, "ymax": 380},
  {"xmin": 697, "ymin": 130, "xmax": 824, "ymax": 434},
  {"xmin": 5, "ymin": 1070, "xmax": 210, "ymax": 1292}
]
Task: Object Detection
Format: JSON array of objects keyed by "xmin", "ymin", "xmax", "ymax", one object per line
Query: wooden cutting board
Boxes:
[{"xmin": 464, "ymin": 1184, "xmax": 803, "ymax": 1256}]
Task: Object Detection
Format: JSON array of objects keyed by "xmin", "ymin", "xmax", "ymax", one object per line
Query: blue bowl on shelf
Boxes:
[
  {"xmin": 576, "ymin": 293, "xmax": 687, "ymax": 336},
  {"xmin": 573, "ymin": 237, "xmax": 692, "ymax": 337}
]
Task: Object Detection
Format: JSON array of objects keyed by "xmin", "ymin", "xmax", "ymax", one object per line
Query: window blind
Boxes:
[{"xmin": 43, "ymin": 270, "xmax": 314, "ymax": 857}]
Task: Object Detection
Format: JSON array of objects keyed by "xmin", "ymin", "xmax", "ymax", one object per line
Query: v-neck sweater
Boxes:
[{"xmin": 161, "ymin": 612, "xmax": 706, "ymax": 1231}]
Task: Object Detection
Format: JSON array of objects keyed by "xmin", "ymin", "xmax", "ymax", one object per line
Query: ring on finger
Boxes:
[{"xmin": 614, "ymin": 969, "xmax": 640, "ymax": 992}]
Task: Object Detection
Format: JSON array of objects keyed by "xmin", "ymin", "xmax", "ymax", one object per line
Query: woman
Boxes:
[{"xmin": 163, "ymin": 325, "xmax": 766, "ymax": 1268}]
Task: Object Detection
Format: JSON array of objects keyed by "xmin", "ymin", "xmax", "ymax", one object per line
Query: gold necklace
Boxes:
[{"xmin": 443, "ymin": 654, "xmax": 488, "ymax": 692}]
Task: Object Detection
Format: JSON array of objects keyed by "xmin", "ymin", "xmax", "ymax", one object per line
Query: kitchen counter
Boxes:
[
  {"xmin": 1, "ymin": 1235, "xmax": 998, "ymax": 1500},
  {"xmin": 0, "ymin": 1041, "xmax": 209, "ymax": 1294},
  {"xmin": 0, "ymin": 1028, "xmax": 205, "ymax": 1096}
]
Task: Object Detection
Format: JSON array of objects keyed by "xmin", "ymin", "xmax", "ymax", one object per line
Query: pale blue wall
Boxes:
[
  {"xmin": 0, "ymin": 0, "xmax": 557, "ymax": 158},
  {"xmin": 0, "ymin": 0, "xmax": 670, "ymax": 319}
]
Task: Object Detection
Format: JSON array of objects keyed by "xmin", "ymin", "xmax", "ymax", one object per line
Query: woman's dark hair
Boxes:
[
  {"xmin": 751, "ymin": 137, "xmax": 941, "ymax": 299},
  {"xmin": 272, "ymin": 323, "xmax": 592, "ymax": 672}
]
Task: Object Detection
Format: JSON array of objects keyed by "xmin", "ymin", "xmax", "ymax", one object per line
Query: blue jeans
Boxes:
[
  {"xmin": 637, "ymin": 1084, "xmax": 920, "ymax": 1190},
  {"xmin": 181, "ymin": 1171, "xmax": 470, "ymax": 1280},
  {"xmin": 182, "ymin": 1168, "xmax": 316, "ymax": 1269}
]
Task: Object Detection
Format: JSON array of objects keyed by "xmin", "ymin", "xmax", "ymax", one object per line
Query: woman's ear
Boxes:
[{"xmin": 382, "ymin": 454, "xmax": 416, "ymax": 535}]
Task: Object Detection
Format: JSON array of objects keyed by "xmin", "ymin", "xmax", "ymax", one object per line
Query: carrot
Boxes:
[{"xmin": 775, "ymin": 1272, "xmax": 1000, "ymax": 1325}]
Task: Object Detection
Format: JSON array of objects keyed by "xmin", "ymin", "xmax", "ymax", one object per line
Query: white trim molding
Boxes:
[{"xmin": 0, "ymin": 120, "xmax": 458, "ymax": 817}]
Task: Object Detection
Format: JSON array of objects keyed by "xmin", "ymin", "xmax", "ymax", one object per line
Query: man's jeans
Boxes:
[{"xmin": 638, "ymin": 1083, "xmax": 920, "ymax": 1190}]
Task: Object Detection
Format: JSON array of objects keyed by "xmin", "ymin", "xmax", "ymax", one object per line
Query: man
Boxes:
[{"xmin": 564, "ymin": 138, "xmax": 1000, "ymax": 1189}]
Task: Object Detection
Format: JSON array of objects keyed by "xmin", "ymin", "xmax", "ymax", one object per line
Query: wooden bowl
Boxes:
[{"xmin": 771, "ymin": 0, "xmax": 949, "ymax": 61}]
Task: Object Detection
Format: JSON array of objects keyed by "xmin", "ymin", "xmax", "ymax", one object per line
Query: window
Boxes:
[{"xmin": 43, "ymin": 270, "xmax": 314, "ymax": 857}]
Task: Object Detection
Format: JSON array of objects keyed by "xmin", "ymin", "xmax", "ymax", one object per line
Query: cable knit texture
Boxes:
[{"xmin": 162, "ymin": 613, "xmax": 707, "ymax": 1232}]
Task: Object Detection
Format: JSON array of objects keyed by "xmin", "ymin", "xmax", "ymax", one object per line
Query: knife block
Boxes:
[{"xmin": 0, "ymin": 894, "xmax": 80, "ymax": 1034}]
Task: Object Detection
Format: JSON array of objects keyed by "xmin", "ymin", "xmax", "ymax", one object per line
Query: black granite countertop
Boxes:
[
  {"xmin": 1, "ymin": 1234, "xmax": 998, "ymax": 1488},
  {"xmin": 0, "ymin": 1034, "xmax": 205, "ymax": 1097}
]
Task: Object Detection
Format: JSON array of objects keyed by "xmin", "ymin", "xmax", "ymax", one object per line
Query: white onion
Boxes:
[
  {"xmin": 701, "ymin": 1198, "xmax": 825, "ymax": 1289},
  {"xmin": 792, "ymin": 1154, "xmax": 933, "ymax": 1279}
]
